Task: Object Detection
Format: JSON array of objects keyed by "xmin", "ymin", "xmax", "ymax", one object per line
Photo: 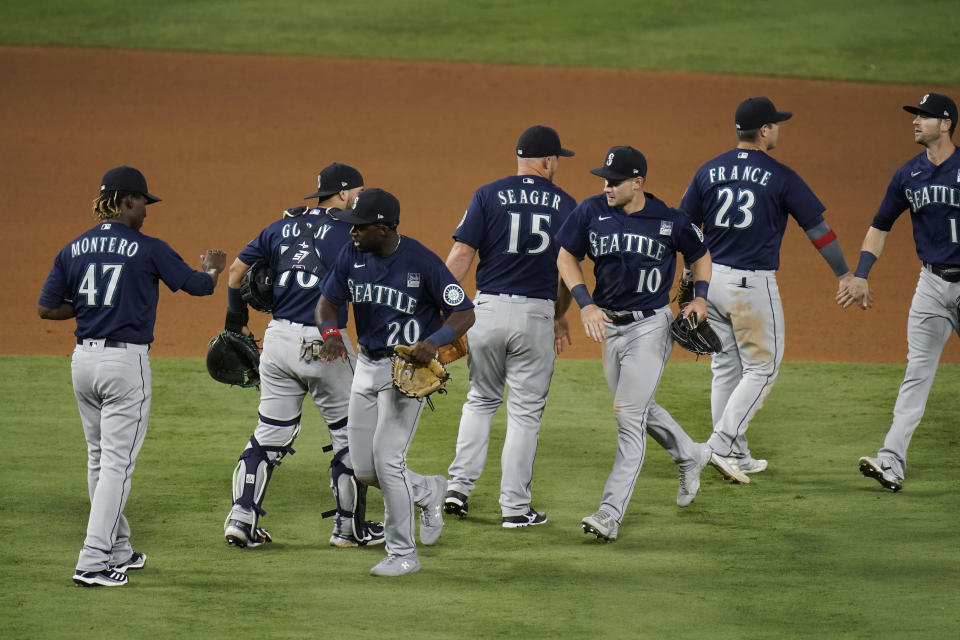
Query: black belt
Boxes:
[
  {"xmin": 923, "ymin": 262, "xmax": 960, "ymax": 283},
  {"xmin": 77, "ymin": 337, "xmax": 127, "ymax": 348},
  {"xmin": 360, "ymin": 345, "xmax": 395, "ymax": 360},
  {"xmin": 604, "ymin": 309, "xmax": 656, "ymax": 326}
]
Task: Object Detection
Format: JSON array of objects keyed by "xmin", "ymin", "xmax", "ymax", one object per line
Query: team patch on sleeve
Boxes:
[{"xmin": 443, "ymin": 284, "xmax": 466, "ymax": 306}]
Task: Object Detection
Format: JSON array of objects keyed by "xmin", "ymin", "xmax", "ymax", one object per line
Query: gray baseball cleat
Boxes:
[
  {"xmin": 677, "ymin": 443, "xmax": 712, "ymax": 507},
  {"xmin": 443, "ymin": 489, "xmax": 469, "ymax": 519},
  {"xmin": 419, "ymin": 475, "xmax": 446, "ymax": 546},
  {"xmin": 370, "ymin": 553, "xmax": 421, "ymax": 577},
  {"xmin": 225, "ymin": 519, "xmax": 273, "ymax": 548},
  {"xmin": 739, "ymin": 457, "xmax": 768, "ymax": 474},
  {"xmin": 858, "ymin": 456, "xmax": 902, "ymax": 492},
  {"xmin": 709, "ymin": 452, "xmax": 751, "ymax": 484},
  {"xmin": 581, "ymin": 509, "xmax": 619, "ymax": 542},
  {"xmin": 73, "ymin": 568, "xmax": 128, "ymax": 587},
  {"xmin": 112, "ymin": 551, "xmax": 147, "ymax": 574}
]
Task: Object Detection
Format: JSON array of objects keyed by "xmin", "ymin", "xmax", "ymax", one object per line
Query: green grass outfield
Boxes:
[
  {"xmin": 1, "ymin": 0, "xmax": 958, "ymax": 84},
  {"xmin": 1, "ymin": 356, "xmax": 957, "ymax": 639}
]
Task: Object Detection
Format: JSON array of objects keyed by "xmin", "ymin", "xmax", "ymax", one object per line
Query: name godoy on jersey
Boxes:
[
  {"xmin": 237, "ymin": 207, "xmax": 352, "ymax": 326},
  {"xmin": 556, "ymin": 193, "xmax": 707, "ymax": 311}
]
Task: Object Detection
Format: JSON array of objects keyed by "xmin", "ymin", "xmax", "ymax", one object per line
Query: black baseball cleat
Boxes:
[
  {"xmin": 73, "ymin": 568, "xmax": 128, "ymax": 587},
  {"xmin": 112, "ymin": 550, "xmax": 147, "ymax": 573},
  {"xmin": 501, "ymin": 508, "xmax": 547, "ymax": 528},
  {"xmin": 225, "ymin": 519, "xmax": 273, "ymax": 548},
  {"xmin": 443, "ymin": 490, "xmax": 469, "ymax": 519}
]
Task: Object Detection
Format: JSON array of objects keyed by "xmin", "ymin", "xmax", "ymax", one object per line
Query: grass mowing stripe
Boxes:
[
  {"xmin": 0, "ymin": 1, "xmax": 958, "ymax": 83},
  {"xmin": 1, "ymin": 356, "xmax": 957, "ymax": 638}
]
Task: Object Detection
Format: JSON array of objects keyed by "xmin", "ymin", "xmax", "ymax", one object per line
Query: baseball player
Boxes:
[
  {"xmin": 677, "ymin": 97, "xmax": 852, "ymax": 478},
  {"xmin": 443, "ymin": 125, "xmax": 577, "ymax": 527},
  {"xmin": 837, "ymin": 93, "xmax": 959, "ymax": 492},
  {"xmin": 38, "ymin": 166, "xmax": 227, "ymax": 587},
  {"xmin": 223, "ymin": 163, "xmax": 385, "ymax": 549},
  {"xmin": 556, "ymin": 146, "xmax": 721, "ymax": 542},
  {"xmin": 316, "ymin": 188, "xmax": 475, "ymax": 577}
]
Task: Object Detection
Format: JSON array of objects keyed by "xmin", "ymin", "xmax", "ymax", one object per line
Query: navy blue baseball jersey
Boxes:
[
  {"xmin": 871, "ymin": 147, "xmax": 960, "ymax": 265},
  {"xmin": 237, "ymin": 207, "xmax": 351, "ymax": 327},
  {"xmin": 679, "ymin": 148, "xmax": 825, "ymax": 270},
  {"xmin": 38, "ymin": 221, "xmax": 212, "ymax": 344},
  {"xmin": 322, "ymin": 236, "xmax": 474, "ymax": 351},
  {"xmin": 556, "ymin": 193, "xmax": 707, "ymax": 311},
  {"xmin": 454, "ymin": 174, "xmax": 577, "ymax": 299}
]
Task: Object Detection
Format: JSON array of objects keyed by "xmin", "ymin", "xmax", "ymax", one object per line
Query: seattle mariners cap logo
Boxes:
[
  {"xmin": 921, "ymin": 94, "xmax": 929, "ymax": 104},
  {"xmin": 606, "ymin": 153, "xmax": 615, "ymax": 166},
  {"xmin": 304, "ymin": 162, "xmax": 364, "ymax": 200}
]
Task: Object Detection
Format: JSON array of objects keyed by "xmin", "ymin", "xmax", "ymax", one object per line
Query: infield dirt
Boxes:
[{"xmin": 4, "ymin": 46, "xmax": 958, "ymax": 363}]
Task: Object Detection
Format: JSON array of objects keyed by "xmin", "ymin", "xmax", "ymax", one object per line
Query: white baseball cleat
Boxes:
[
  {"xmin": 709, "ymin": 452, "xmax": 751, "ymax": 484},
  {"xmin": 858, "ymin": 456, "xmax": 902, "ymax": 492},
  {"xmin": 739, "ymin": 457, "xmax": 768, "ymax": 474},
  {"xmin": 370, "ymin": 553, "xmax": 421, "ymax": 577},
  {"xmin": 112, "ymin": 551, "xmax": 147, "ymax": 573},
  {"xmin": 73, "ymin": 568, "xmax": 128, "ymax": 587}
]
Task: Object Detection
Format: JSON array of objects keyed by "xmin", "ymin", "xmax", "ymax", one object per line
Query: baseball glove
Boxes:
[
  {"xmin": 673, "ymin": 271, "xmax": 693, "ymax": 311},
  {"xmin": 206, "ymin": 331, "xmax": 261, "ymax": 388},
  {"xmin": 670, "ymin": 314, "xmax": 723, "ymax": 356},
  {"xmin": 391, "ymin": 345, "xmax": 449, "ymax": 401},
  {"xmin": 436, "ymin": 334, "xmax": 469, "ymax": 365},
  {"xmin": 240, "ymin": 261, "xmax": 275, "ymax": 313}
]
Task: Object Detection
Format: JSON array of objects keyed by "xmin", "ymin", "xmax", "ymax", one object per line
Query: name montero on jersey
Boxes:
[{"xmin": 71, "ymin": 235, "xmax": 139, "ymax": 258}]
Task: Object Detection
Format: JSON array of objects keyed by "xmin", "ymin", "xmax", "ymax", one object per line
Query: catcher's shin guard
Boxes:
[
  {"xmin": 323, "ymin": 447, "xmax": 382, "ymax": 546},
  {"xmin": 230, "ymin": 424, "xmax": 300, "ymax": 530}
]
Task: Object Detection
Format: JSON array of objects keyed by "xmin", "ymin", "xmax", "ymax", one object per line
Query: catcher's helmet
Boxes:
[{"xmin": 240, "ymin": 261, "xmax": 275, "ymax": 313}]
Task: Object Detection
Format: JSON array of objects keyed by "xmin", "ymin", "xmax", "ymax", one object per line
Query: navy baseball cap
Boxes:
[
  {"xmin": 516, "ymin": 125, "xmax": 575, "ymax": 158},
  {"xmin": 590, "ymin": 146, "xmax": 647, "ymax": 181},
  {"xmin": 336, "ymin": 188, "xmax": 400, "ymax": 225},
  {"xmin": 735, "ymin": 97, "xmax": 792, "ymax": 130},
  {"xmin": 304, "ymin": 162, "xmax": 364, "ymax": 199},
  {"xmin": 100, "ymin": 166, "xmax": 161, "ymax": 204},
  {"xmin": 904, "ymin": 93, "xmax": 957, "ymax": 124}
]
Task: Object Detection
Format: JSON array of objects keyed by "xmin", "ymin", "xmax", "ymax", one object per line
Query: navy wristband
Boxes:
[
  {"xmin": 571, "ymin": 284, "xmax": 594, "ymax": 309},
  {"xmin": 854, "ymin": 251, "xmax": 877, "ymax": 279},
  {"xmin": 694, "ymin": 280, "xmax": 709, "ymax": 300},
  {"xmin": 227, "ymin": 286, "xmax": 246, "ymax": 312},
  {"xmin": 426, "ymin": 324, "xmax": 457, "ymax": 348}
]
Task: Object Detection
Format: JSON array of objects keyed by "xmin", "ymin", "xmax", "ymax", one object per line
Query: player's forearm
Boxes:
[
  {"xmin": 227, "ymin": 258, "xmax": 251, "ymax": 289},
  {"xmin": 443, "ymin": 309, "xmax": 476, "ymax": 340},
  {"xmin": 804, "ymin": 219, "xmax": 849, "ymax": 277},
  {"xmin": 555, "ymin": 279, "xmax": 573, "ymax": 315},
  {"xmin": 444, "ymin": 242, "xmax": 476, "ymax": 283},
  {"xmin": 314, "ymin": 296, "xmax": 340, "ymax": 328},
  {"xmin": 556, "ymin": 249, "xmax": 585, "ymax": 290},
  {"xmin": 37, "ymin": 302, "xmax": 75, "ymax": 320},
  {"xmin": 854, "ymin": 226, "xmax": 888, "ymax": 279}
]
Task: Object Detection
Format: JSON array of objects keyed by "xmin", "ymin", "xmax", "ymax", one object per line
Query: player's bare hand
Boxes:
[
  {"xmin": 407, "ymin": 341, "xmax": 436, "ymax": 365},
  {"xmin": 554, "ymin": 315, "xmax": 572, "ymax": 355},
  {"xmin": 580, "ymin": 305, "xmax": 610, "ymax": 343},
  {"xmin": 202, "ymin": 249, "xmax": 227, "ymax": 273},
  {"xmin": 681, "ymin": 298, "xmax": 708, "ymax": 324},
  {"xmin": 319, "ymin": 335, "xmax": 347, "ymax": 363},
  {"xmin": 837, "ymin": 276, "xmax": 872, "ymax": 310}
]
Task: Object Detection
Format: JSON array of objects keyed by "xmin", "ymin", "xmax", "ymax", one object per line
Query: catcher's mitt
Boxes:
[
  {"xmin": 391, "ymin": 345, "xmax": 449, "ymax": 402},
  {"xmin": 437, "ymin": 334, "xmax": 469, "ymax": 365},
  {"xmin": 673, "ymin": 271, "xmax": 693, "ymax": 312},
  {"xmin": 207, "ymin": 331, "xmax": 261, "ymax": 388},
  {"xmin": 670, "ymin": 314, "xmax": 723, "ymax": 356},
  {"xmin": 240, "ymin": 260, "xmax": 275, "ymax": 313}
]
